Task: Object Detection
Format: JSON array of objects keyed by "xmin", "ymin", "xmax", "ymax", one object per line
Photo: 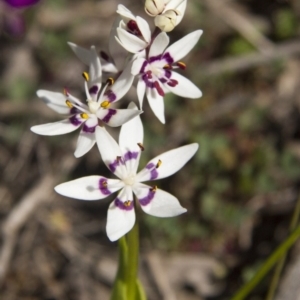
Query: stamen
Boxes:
[
  {"xmin": 117, "ymin": 156, "xmax": 122, "ymax": 163},
  {"xmin": 124, "ymin": 200, "xmax": 131, "ymax": 207},
  {"xmin": 167, "ymin": 79, "xmax": 178, "ymax": 87},
  {"xmin": 65, "ymin": 100, "xmax": 73, "ymax": 108},
  {"xmin": 101, "ymin": 100, "xmax": 110, "ymax": 109},
  {"xmin": 106, "ymin": 77, "xmax": 114, "ymax": 86},
  {"xmin": 146, "ymin": 70, "xmax": 152, "ymax": 79},
  {"xmin": 163, "ymin": 64, "xmax": 172, "ymax": 69},
  {"xmin": 63, "ymin": 87, "xmax": 69, "ymax": 96},
  {"xmin": 154, "ymin": 81, "xmax": 165, "ymax": 97},
  {"xmin": 80, "ymin": 113, "xmax": 89, "ymax": 119},
  {"xmin": 101, "ymin": 180, "xmax": 107, "ymax": 187},
  {"xmin": 137, "ymin": 143, "xmax": 145, "ymax": 151},
  {"xmin": 177, "ymin": 62, "xmax": 186, "ymax": 70},
  {"xmin": 82, "ymin": 72, "xmax": 89, "ymax": 82},
  {"xmin": 156, "ymin": 159, "xmax": 162, "ymax": 168},
  {"xmin": 150, "ymin": 185, "xmax": 157, "ymax": 192}
]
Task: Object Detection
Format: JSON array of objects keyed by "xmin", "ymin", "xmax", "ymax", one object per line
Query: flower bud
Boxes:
[
  {"xmin": 154, "ymin": 9, "xmax": 179, "ymax": 32},
  {"xmin": 145, "ymin": 0, "xmax": 165, "ymax": 17}
]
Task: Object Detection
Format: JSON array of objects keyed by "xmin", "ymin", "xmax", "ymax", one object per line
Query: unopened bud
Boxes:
[
  {"xmin": 145, "ymin": 0, "xmax": 165, "ymax": 17},
  {"xmin": 154, "ymin": 9, "xmax": 179, "ymax": 32}
]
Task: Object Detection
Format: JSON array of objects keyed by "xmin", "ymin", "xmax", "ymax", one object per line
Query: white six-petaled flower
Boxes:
[
  {"xmin": 54, "ymin": 103, "xmax": 199, "ymax": 241},
  {"xmin": 31, "ymin": 44, "xmax": 141, "ymax": 157},
  {"xmin": 131, "ymin": 30, "xmax": 203, "ymax": 123}
]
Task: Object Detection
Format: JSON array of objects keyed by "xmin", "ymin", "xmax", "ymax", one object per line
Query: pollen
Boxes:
[
  {"xmin": 63, "ymin": 88, "xmax": 69, "ymax": 96},
  {"xmin": 106, "ymin": 77, "xmax": 114, "ymax": 86},
  {"xmin": 137, "ymin": 143, "xmax": 145, "ymax": 151},
  {"xmin": 80, "ymin": 113, "xmax": 89, "ymax": 119},
  {"xmin": 156, "ymin": 159, "xmax": 162, "ymax": 168},
  {"xmin": 124, "ymin": 200, "xmax": 131, "ymax": 207},
  {"xmin": 163, "ymin": 64, "xmax": 172, "ymax": 69},
  {"xmin": 101, "ymin": 100, "xmax": 110, "ymax": 109},
  {"xmin": 82, "ymin": 72, "xmax": 89, "ymax": 82},
  {"xmin": 101, "ymin": 180, "xmax": 108, "ymax": 187},
  {"xmin": 65, "ymin": 100, "xmax": 73, "ymax": 108},
  {"xmin": 177, "ymin": 62, "xmax": 186, "ymax": 70},
  {"xmin": 150, "ymin": 185, "xmax": 157, "ymax": 192}
]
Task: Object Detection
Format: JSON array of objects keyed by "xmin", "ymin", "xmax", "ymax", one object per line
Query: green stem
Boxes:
[
  {"xmin": 126, "ymin": 220, "xmax": 139, "ymax": 300},
  {"xmin": 231, "ymin": 224, "xmax": 300, "ymax": 300},
  {"xmin": 110, "ymin": 236, "xmax": 128, "ymax": 300},
  {"xmin": 265, "ymin": 194, "xmax": 300, "ymax": 300}
]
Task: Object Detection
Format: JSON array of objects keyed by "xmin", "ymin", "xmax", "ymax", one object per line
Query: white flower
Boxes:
[
  {"xmin": 131, "ymin": 30, "xmax": 203, "ymax": 123},
  {"xmin": 115, "ymin": 4, "xmax": 151, "ymax": 53},
  {"xmin": 55, "ymin": 103, "xmax": 198, "ymax": 241},
  {"xmin": 145, "ymin": 0, "xmax": 187, "ymax": 31},
  {"xmin": 31, "ymin": 46, "xmax": 141, "ymax": 158}
]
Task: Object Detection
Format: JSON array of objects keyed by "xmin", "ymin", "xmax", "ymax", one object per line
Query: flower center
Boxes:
[
  {"xmin": 123, "ymin": 174, "xmax": 136, "ymax": 186},
  {"xmin": 88, "ymin": 100, "xmax": 99, "ymax": 114}
]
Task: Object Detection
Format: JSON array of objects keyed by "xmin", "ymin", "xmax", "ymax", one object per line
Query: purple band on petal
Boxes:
[
  {"xmin": 83, "ymin": 123, "xmax": 96, "ymax": 133},
  {"xmin": 140, "ymin": 60, "xmax": 149, "ymax": 74},
  {"xmin": 162, "ymin": 52, "xmax": 174, "ymax": 64},
  {"xmin": 146, "ymin": 162, "xmax": 158, "ymax": 180},
  {"xmin": 98, "ymin": 178, "xmax": 111, "ymax": 195},
  {"xmin": 104, "ymin": 90, "xmax": 117, "ymax": 102},
  {"xmin": 89, "ymin": 85, "xmax": 99, "ymax": 95},
  {"xmin": 69, "ymin": 115, "xmax": 82, "ymax": 126},
  {"xmin": 70, "ymin": 107, "xmax": 79, "ymax": 114},
  {"xmin": 114, "ymin": 198, "xmax": 134, "ymax": 211},
  {"xmin": 124, "ymin": 151, "xmax": 139, "ymax": 162},
  {"xmin": 159, "ymin": 69, "xmax": 171, "ymax": 84},
  {"xmin": 139, "ymin": 188, "xmax": 155, "ymax": 206},
  {"xmin": 142, "ymin": 73, "xmax": 154, "ymax": 88},
  {"xmin": 102, "ymin": 109, "xmax": 117, "ymax": 124},
  {"xmin": 109, "ymin": 157, "xmax": 124, "ymax": 173},
  {"xmin": 149, "ymin": 54, "xmax": 162, "ymax": 64}
]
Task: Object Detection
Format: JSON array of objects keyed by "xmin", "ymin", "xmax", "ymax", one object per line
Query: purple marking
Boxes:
[
  {"xmin": 98, "ymin": 178, "xmax": 111, "ymax": 195},
  {"xmin": 124, "ymin": 151, "xmax": 139, "ymax": 162},
  {"xmin": 109, "ymin": 157, "xmax": 123, "ymax": 173},
  {"xmin": 146, "ymin": 162, "xmax": 158, "ymax": 180},
  {"xmin": 114, "ymin": 198, "xmax": 134, "ymax": 211},
  {"xmin": 70, "ymin": 107, "xmax": 79, "ymax": 114},
  {"xmin": 83, "ymin": 123, "xmax": 96, "ymax": 133},
  {"xmin": 104, "ymin": 90, "xmax": 117, "ymax": 102},
  {"xmin": 69, "ymin": 115, "xmax": 82, "ymax": 126},
  {"xmin": 127, "ymin": 20, "xmax": 142, "ymax": 36},
  {"xmin": 100, "ymin": 51, "xmax": 110, "ymax": 61},
  {"xmin": 139, "ymin": 188, "xmax": 156, "ymax": 206},
  {"xmin": 5, "ymin": 0, "xmax": 40, "ymax": 8},
  {"xmin": 142, "ymin": 73, "xmax": 154, "ymax": 88},
  {"xmin": 89, "ymin": 85, "xmax": 99, "ymax": 95},
  {"xmin": 162, "ymin": 52, "xmax": 174, "ymax": 64},
  {"xmin": 159, "ymin": 69, "xmax": 172, "ymax": 84},
  {"xmin": 140, "ymin": 60, "xmax": 149, "ymax": 74},
  {"xmin": 102, "ymin": 109, "xmax": 117, "ymax": 123},
  {"xmin": 149, "ymin": 54, "xmax": 162, "ymax": 64}
]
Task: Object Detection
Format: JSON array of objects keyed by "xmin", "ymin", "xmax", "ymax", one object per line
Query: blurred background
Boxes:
[{"xmin": 1, "ymin": 0, "xmax": 300, "ymax": 299}]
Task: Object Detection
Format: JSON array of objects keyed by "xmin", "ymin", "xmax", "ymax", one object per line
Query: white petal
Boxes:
[
  {"xmin": 106, "ymin": 186, "xmax": 136, "ymax": 241},
  {"xmin": 31, "ymin": 118, "xmax": 81, "ymax": 136},
  {"xmin": 36, "ymin": 90, "xmax": 69, "ymax": 114},
  {"xmin": 131, "ymin": 57, "xmax": 146, "ymax": 76},
  {"xmin": 136, "ymin": 16, "xmax": 151, "ymax": 43},
  {"xmin": 146, "ymin": 88, "xmax": 165, "ymax": 124},
  {"xmin": 68, "ymin": 42, "xmax": 92, "ymax": 66},
  {"xmin": 164, "ymin": 0, "xmax": 187, "ymax": 25},
  {"xmin": 165, "ymin": 30, "xmax": 203, "ymax": 62},
  {"xmin": 149, "ymin": 32, "xmax": 170, "ymax": 58},
  {"xmin": 96, "ymin": 126, "xmax": 126, "ymax": 179},
  {"xmin": 119, "ymin": 103, "xmax": 143, "ymax": 174},
  {"xmin": 116, "ymin": 28, "xmax": 148, "ymax": 53},
  {"xmin": 74, "ymin": 130, "xmax": 96, "ymax": 158},
  {"xmin": 116, "ymin": 4, "xmax": 136, "ymax": 20},
  {"xmin": 164, "ymin": 71, "xmax": 202, "ymax": 98},
  {"xmin": 109, "ymin": 62, "xmax": 134, "ymax": 101},
  {"xmin": 89, "ymin": 46, "xmax": 102, "ymax": 85},
  {"xmin": 133, "ymin": 183, "xmax": 187, "ymax": 217},
  {"xmin": 55, "ymin": 176, "xmax": 123, "ymax": 200},
  {"xmin": 137, "ymin": 79, "xmax": 146, "ymax": 108},
  {"xmin": 96, "ymin": 108, "xmax": 142, "ymax": 127},
  {"xmin": 136, "ymin": 143, "xmax": 199, "ymax": 182}
]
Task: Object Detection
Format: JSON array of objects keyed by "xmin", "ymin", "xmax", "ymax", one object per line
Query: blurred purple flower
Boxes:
[{"xmin": 4, "ymin": 0, "xmax": 40, "ymax": 8}]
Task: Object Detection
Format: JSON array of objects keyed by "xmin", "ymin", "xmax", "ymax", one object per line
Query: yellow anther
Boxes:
[
  {"xmin": 177, "ymin": 61, "xmax": 186, "ymax": 70},
  {"xmin": 150, "ymin": 185, "xmax": 158, "ymax": 192},
  {"xmin": 101, "ymin": 180, "xmax": 108, "ymax": 187},
  {"xmin": 124, "ymin": 200, "xmax": 131, "ymax": 207},
  {"xmin": 156, "ymin": 159, "xmax": 162, "ymax": 168},
  {"xmin": 106, "ymin": 77, "xmax": 114, "ymax": 86},
  {"xmin": 101, "ymin": 100, "xmax": 110, "ymax": 109},
  {"xmin": 82, "ymin": 72, "xmax": 89, "ymax": 82},
  {"xmin": 65, "ymin": 100, "xmax": 73, "ymax": 108},
  {"xmin": 80, "ymin": 113, "xmax": 89, "ymax": 119},
  {"xmin": 163, "ymin": 64, "xmax": 172, "ymax": 69},
  {"xmin": 137, "ymin": 143, "xmax": 145, "ymax": 151}
]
